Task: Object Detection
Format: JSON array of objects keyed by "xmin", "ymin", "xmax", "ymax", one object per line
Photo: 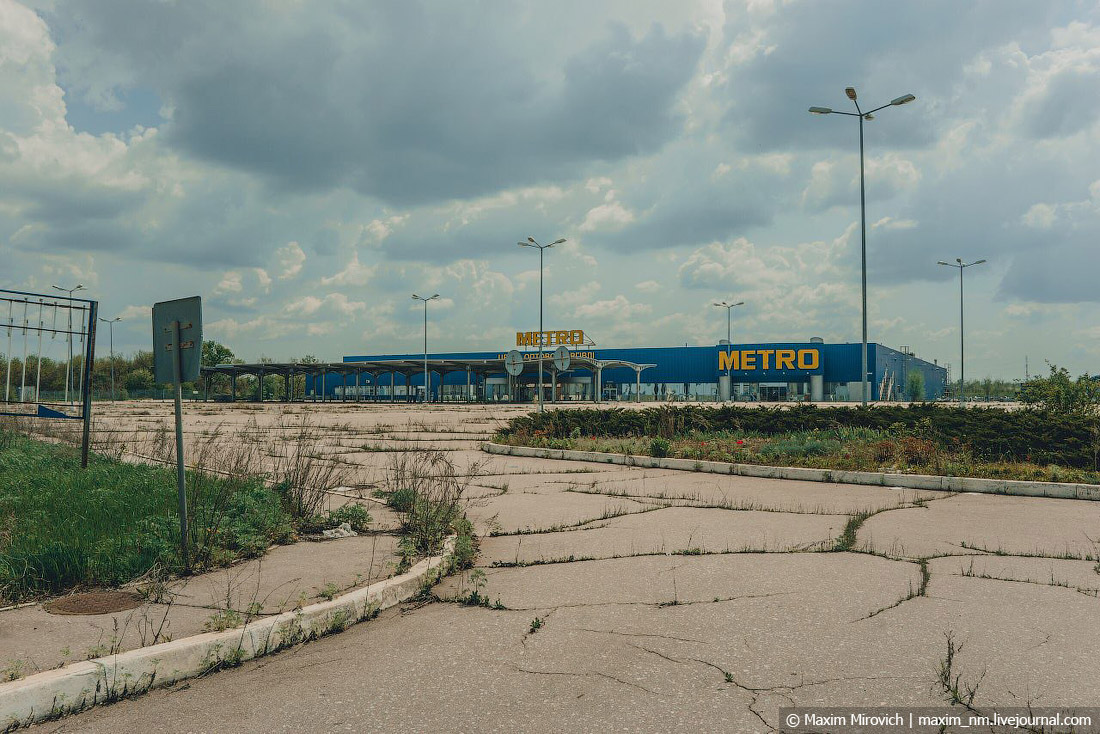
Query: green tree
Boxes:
[
  {"xmin": 906, "ymin": 371, "xmax": 926, "ymax": 402},
  {"xmin": 125, "ymin": 368, "xmax": 155, "ymax": 392},
  {"xmin": 202, "ymin": 341, "xmax": 235, "ymax": 367},
  {"xmin": 1019, "ymin": 363, "xmax": 1100, "ymax": 414}
]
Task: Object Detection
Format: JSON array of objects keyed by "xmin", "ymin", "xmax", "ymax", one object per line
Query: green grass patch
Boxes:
[
  {"xmin": 497, "ymin": 422, "xmax": 1100, "ymax": 485},
  {"xmin": 0, "ymin": 430, "xmax": 295, "ymax": 602}
]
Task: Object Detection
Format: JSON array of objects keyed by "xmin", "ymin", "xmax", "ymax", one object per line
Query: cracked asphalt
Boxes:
[{"xmin": 32, "ymin": 402, "xmax": 1100, "ymax": 733}]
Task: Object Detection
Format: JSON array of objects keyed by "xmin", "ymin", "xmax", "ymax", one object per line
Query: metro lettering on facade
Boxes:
[
  {"xmin": 516, "ymin": 330, "xmax": 587, "ymax": 347},
  {"xmin": 719, "ymin": 348, "xmax": 821, "ymax": 373}
]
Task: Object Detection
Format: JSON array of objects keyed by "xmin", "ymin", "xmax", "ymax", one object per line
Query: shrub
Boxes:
[
  {"xmin": 649, "ymin": 437, "xmax": 671, "ymax": 458},
  {"xmin": 499, "ymin": 404, "xmax": 1100, "ymax": 469},
  {"xmin": 1019, "ymin": 363, "xmax": 1100, "ymax": 415},
  {"xmin": 387, "ymin": 487, "xmax": 417, "ymax": 513},
  {"xmin": 906, "ymin": 372, "xmax": 926, "ymax": 402},
  {"xmin": 325, "ymin": 503, "xmax": 372, "ymax": 532},
  {"xmin": 898, "ymin": 436, "xmax": 936, "ymax": 465},
  {"xmin": 384, "ymin": 449, "xmax": 478, "ymax": 557}
]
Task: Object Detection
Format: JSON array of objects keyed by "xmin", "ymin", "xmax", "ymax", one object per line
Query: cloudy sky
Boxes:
[{"xmin": 3, "ymin": 0, "xmax": 1099, "ymax": 378}]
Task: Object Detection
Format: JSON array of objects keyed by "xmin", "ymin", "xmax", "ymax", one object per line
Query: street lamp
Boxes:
[
  {"xmin": 937, "ymin": 258, "xmax": 986, "ymax": 407},
  {"xmin": 518, "ymin": 236, "xmax": 566, "ymax": 412},
  {"xmin": 99, "ymin": 316, "xmax": 121, "ymax": 401},
  {"xmin": 713, "ymin": 300, "xmax": 744, "ymax": 401},
  {"xmin": 810, "ymin": 88, "xmax": 916, "ymax": 406},
  {"xmin": 52, "ymin": 283, "xmax": 85, "ymax": 403},
  {"xmin": 411, "ymin": 294, "xmax": 440, "ymax": 403}
]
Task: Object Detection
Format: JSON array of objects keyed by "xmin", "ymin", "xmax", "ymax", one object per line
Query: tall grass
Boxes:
[{"xmin": 0, "ymin": 427, "xmax": 293, "ymax": 601}]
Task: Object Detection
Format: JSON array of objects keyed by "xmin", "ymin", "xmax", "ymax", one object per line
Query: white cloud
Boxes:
[
  {"xmin": 321, "ymin": 251, "xmax": 376, "ymax": 287},
  {"xmin": 214, "ymin": 271, "xmax": 243, "ymax": 294},
  {"xmin": 573, "ymin": 295, "xmax": 651, "ymax": 320},
  {"xmin": 579, "ymin": 200, "xmax": 636, "ymax": 232},
  {"xmin": 276, "ymin": 241, "xmax": 305, "ymax": 280}
]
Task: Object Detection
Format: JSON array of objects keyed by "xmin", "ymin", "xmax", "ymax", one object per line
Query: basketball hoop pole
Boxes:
[{"xmin": 79, "ymin": 302, "xmax": 97, "ymax": 468}]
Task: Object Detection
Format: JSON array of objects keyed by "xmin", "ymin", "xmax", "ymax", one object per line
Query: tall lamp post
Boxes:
[
  {"xmin": 937, "ymin": 258, "xmax": 985, "ymax": 406},
  {"xmin": 713, "ymin": 300, "xmax": 744, "ymax": 401},
  {"xmin": 518, "ymin": 236, "xmax": 565, "ymax": 413},
  {"xmin": 810, "ymin": 88, "xmax": 915, "ymax": 406},
  {"xmin": 52, "ymin": 283, "xmax": 85, "ymax": 403},
  {"xmin": 99, "ymin": 316, "xmax": 121, "ymax": 400},
  {"xmin": 411, "ymin": 294, "xmax": 439, "ymax": 403}
]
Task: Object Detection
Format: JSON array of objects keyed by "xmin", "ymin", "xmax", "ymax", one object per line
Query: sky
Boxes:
[{"xmin": 2, "ymin": 0, "xmax": 1099, "ymax": 380}]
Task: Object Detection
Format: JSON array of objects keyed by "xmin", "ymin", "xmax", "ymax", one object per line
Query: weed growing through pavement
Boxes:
[{"xmin": 935, "ymin": 631, "xmax": 986, "ymax": 711}]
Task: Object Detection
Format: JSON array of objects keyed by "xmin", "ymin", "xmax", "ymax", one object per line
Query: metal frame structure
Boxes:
[
  {"xmin": 0, "ymin": 288, "xmax": 97, "ymax": 467},
  {"xmin": 200, "ymin": 355, "xmax": 655, "ymax": 404}
]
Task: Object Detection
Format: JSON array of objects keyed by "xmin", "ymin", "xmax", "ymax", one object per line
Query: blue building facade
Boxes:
[{"xmin": 313, "ymin": 342, "xmax": 947, "ymax": 402}]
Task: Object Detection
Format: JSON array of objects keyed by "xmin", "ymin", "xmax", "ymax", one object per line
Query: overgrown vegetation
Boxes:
[
  {"xmin": 497, "ymin": 403, "xmax": 1100, "ymax": 479},
  {"xmin": 0, "ymin": 427, "xmax": 291, "ymax": 601},
  {"xmin": 0, "ymin": 415, "xmax": 371, "ymax": 602},
  {"xmin": 1019, "ymin": 362, "xmax": 1100, "ymax": 415},
  {"xmin": 377, "ymin": 448, "xmax": 479, "ymax": 573}
]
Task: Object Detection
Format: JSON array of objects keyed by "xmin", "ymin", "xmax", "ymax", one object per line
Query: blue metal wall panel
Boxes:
[{"xmin": 329, "ymin": 342, "xmax": 948, "ymax": 397}]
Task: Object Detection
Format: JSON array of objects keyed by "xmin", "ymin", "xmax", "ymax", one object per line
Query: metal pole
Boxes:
[
  {"xmin": 538, "ymin": 246, "xmax": 544, "ymax": 413},
  {"xmin": 171, "ymin": 320, "xmax": 189, "ymax": 572},
  {"xmin": 858, "ymin": 111, "xmax": 869, "ymax": 406},
  {"xmin": 66, "ymin": 302, "xmax": 72, "ymax": 403},
  {"xmin": 726, "ymin": 306, "xmax": 731, "ymax": 398},
  {"xmin": 19, "ymin": 302, "xmax": 28, "ymax": 401},
  {"xmin": 423, "ymin": 299, "xmax": 428, "ymax": 403},
  {"xmin": 79, "ymin": 301, "xmax": 97, "ymax": 469},
  {"xmin": 34, "ymin": 301, "xmax": 43, "ymax": 402},
  {"xmin": 109, "ymin": 321, "xmax": 115, "ymax": 400},
  {"xmin": 959, "ymin": 265, "xmax": 965, "ymax": 407}
]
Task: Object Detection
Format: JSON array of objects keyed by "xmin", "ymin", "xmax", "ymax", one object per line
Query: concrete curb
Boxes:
[
  {"xmin": 0, "ymin": 537, "xmax": 455, "ymax": 729},
  {"xmin": 482, "ymin": 442, "xmax": 1100, "ymax": 502}
]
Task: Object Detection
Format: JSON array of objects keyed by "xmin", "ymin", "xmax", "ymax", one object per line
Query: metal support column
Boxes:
[{"xmin": 636, "ymin": 368, "xmax": 642, "ymax": 403}]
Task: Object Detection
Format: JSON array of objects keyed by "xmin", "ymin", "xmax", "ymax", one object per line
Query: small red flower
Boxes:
[{"xmin": 736, "ymin": 440, "xmax": 744, "ymax": 445}]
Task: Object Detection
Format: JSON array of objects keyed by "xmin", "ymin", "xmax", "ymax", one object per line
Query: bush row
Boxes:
[{"xmin": 498, "ymin": 404, "xmax": 1100, "ymax": 469}]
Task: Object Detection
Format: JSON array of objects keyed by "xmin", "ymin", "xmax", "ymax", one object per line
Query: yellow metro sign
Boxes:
[
  {"xmin": 718, "ymin": 348, "xmax": 821, "ymax": 372},
  {"xmin": 516, "ymin": 329, "xmax": 588, "ymax": 347}
]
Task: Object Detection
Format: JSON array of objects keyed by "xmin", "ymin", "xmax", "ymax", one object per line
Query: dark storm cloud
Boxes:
[
  {"xmin": 998, "ymin": 243, "xmax": 1100, "ymax": 304},
  {"xmin": 43, "ymin": 1, "xmax": 705, "ymax": 206},
  {"xmin": 719, "ymin": 0, "xmax": 1066, "ymax": 152},
  {"xmin": 1021, "ymin": 66, "xmax": 1100, "ymax": 139},
  {"xmin": 865, "ymin": 155, "xmax": 1100, "ymax": 302}
]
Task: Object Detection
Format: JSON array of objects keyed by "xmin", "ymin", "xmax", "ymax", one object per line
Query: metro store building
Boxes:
[{"xmin": 324, "ymin": 333, "xmax": 948, "ymax": 403}]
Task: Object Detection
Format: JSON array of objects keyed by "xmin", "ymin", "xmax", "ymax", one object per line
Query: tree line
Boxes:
[{"xmin": 0, "ymin": 341, "xmax": 321, "ymax": 401}]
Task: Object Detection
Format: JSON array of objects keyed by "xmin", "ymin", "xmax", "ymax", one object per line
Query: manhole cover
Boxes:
[{"xmin": 43, "ymin": 590, "xmax": 143, "ymax": 616}]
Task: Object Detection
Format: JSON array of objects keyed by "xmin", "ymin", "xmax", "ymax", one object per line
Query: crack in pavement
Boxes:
[
  {"xmin": 575, "ymin": 628, "xmax": 709, "ymax": 644},
  {"xmin": 506, "ymin": 663, "xmax": 657, "ymax": 694},
  {"xmin": 503, "ymin": 591, "xmax": 795, "ymax": 613}
]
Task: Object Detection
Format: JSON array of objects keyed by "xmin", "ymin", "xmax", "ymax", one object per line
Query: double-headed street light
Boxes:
[
  {"xmin": 937, "ymin": 258, "xmax": 986, "ymax": 407},
  {"xmin": 52, "ymin": 283, "xmax": 85, "ymax": 403},
  {"xmin": 411, "ymin": 294, "xmax": 440, "ymax": 403},
  {"xmin": 810, "ymin": 88, "xmax": 916, "ymax": 406},
  {"xmin": 518, "ymin": 236, "xmax": 566, "ymax": 413},
  {"xmin": 99, "ymin": 316, "xmax": 122, "ymax": 401},
  {"xmin": 713, "ymin": 300, "xmax": 744, "ymax": 401}
]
